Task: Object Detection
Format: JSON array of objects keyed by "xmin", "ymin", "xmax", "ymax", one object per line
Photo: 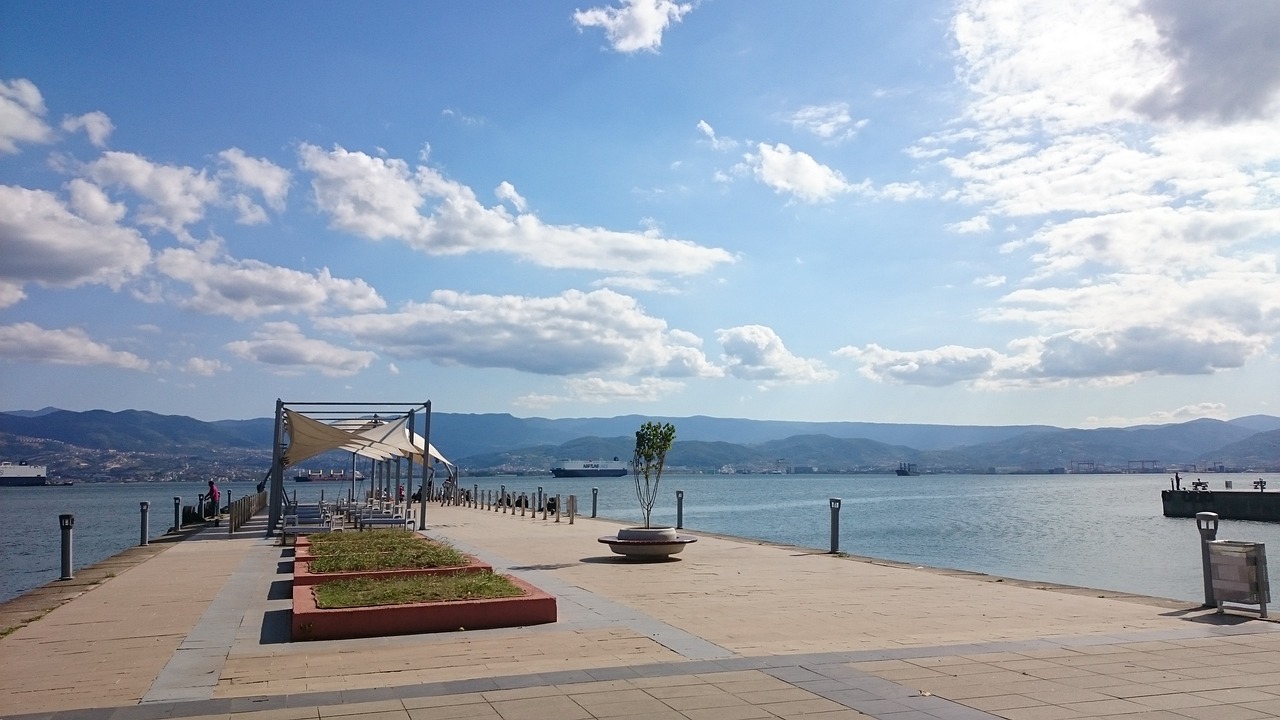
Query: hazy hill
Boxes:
[{"xmin": 2, "ymin": 409, "xmax": 1278, "ymax": 479}]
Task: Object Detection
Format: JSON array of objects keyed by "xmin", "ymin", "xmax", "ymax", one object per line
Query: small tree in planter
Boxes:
[{"xmin": 632, "ymin": 421, "xmax": 676, "ymax": 529}]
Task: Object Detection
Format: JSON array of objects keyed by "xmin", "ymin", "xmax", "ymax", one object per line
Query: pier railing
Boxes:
[{"xmin": 228, "ymin": 490, "xmax": 269, "ymax": 533}]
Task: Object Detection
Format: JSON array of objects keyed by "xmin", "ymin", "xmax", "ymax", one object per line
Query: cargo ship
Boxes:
[
  {"xmin": 0, "ymin": 462, "xmax": 48, "ymax": 486},
  {"xmin": 550, "ymin": 458, "xmax": 628, "ymax": 478}
]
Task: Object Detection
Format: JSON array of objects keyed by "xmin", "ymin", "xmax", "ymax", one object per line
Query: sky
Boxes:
[{"xmin": 2, "ymin": 0, "xmax": 1279, "ymax": 429}]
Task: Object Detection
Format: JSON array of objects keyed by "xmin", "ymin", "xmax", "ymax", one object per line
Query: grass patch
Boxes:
[
  {"xmin": 314, "ymin": 572, "xmax": 524, "ymax": 608},
  {"xmin": 308, "ymin": 529, "xmax": 423, "ymax": 555},
  {"xmin": 308, "ymin": 542, "xmax": 469, "ymax": 573},
  {"xmin": 304, "ymin": 530, "xmax": 469, "ymax": 573}
]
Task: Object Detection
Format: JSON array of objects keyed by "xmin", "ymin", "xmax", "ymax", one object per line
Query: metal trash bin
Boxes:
[{"xmin": 1207, "ymin": 540, "xmax": 1270, "ymax": 618}]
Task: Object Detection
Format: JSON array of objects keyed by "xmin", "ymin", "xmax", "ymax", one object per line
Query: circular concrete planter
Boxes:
[{"xmin": 598, "ymin": 526, "xmax": 696, "ymax": 559}]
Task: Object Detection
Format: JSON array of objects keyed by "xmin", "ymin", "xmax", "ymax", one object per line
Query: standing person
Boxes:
[{"xmin": 207, "ymin": 480, "xmax": 221, "ymax": 521}]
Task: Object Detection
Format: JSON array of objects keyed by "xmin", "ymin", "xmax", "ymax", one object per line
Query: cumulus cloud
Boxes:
[
  {"xmin": 786, "ymin": 103, "xmax": 868, "ymax": 142},
  {"xmin": 0, "ymin": 79, "xmax": 53, "ymax": 154},
  {"xmin": 494, "ymin": 181, "xmax": 527, "ymax": 212},
  {"xmin": 0, "ymin": 322, "xmax": 150, "ymax": 370},
  {"xmin": 516, "ymin": 377, "xmax": 685, "ymax": 408},
  {"xmin": 739, "ymin": 143, "xmax": 856, "ymax": 204},
  {"xmin": 155, "ymin": 240, "xmax": 386, "ymax": 320},
  {"xmin": 1135, "ymin": 0, "xmax": 1280, "ymax": 123},
  {"xmin": 218, "ymin": 148, "xmax": 291, "ymax": 222},
  {"xmin": 61, "ymin": 111, "xmax": 114, "ymax": 147},
  {"xmin": 298, "ymin": 143, "xmax": 734, "ymax": 275},
  {"xmin": 182, "ymin": 356, "xmax": 229, "ymax": 376},
  {"xmin": 226, "ymin": 321, "xmax": 376, "ymax": 377},
  {"xmin": 717, "ymin": 325, "xmax": 836, "ymax": 385},
  {"xmin": 82, "ymin": 151, "xmax": 221, "ymax": 236},
  {"xmin": 876, "ymin": 0, "xmax": 1280, "ymax": 388},
  {"xmin": 318, "ymin": 288, "xmax": 723, "ymax": 379},
  {"xmin": 573, "ymin": 0, "xmax": 692, "ymax": 53},
  {"xmin": 835, "ymin": 343, "xmax": 1002, "ymax": 387},
  {"xmin": 0, "ymin": 183, "xmax": 151, "ymax": 306}
]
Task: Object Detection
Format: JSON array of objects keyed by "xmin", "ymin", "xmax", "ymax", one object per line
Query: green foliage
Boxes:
[{"xmin": 633, "ymin": 421, "xmax": 676, "ymax": 528}]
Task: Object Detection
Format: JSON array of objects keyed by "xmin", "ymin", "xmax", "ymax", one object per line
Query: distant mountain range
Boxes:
[{"xmin": 2, "ymin": 408, "xmax": 1278, "ymax": 481}]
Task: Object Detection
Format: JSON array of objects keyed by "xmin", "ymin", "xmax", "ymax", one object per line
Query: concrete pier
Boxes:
[
  {"xmin": 1162, "ymin": 487, "xmax": 1280, "ymax": 521},
  {"xmin": 2, "ymin": 504, "xmax": 1280, "ymax": 720}
]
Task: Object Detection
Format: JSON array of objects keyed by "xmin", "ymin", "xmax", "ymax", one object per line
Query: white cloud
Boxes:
[
  {"xmin": 0, "ymin": 79, "xmax": 53, "ymax": 154},
  {"xmin": 865, "ymin": 0, "xmax": 1280, "ymax": 388},
  {"xmin": 218, "ymin": 147, "xmax": 291, "ymax": 212},
  {"xmin": 299, "ymin": 143, "xmax": 735, "ymax": 276},
  {"xmin": 974, "ymin": 274, "xmax": 1006, "ymax": 288},
  {"xmin": 82, "ymin": 151, "xmax": 221, "ymax": 236},
  {"xmin": 0, "ymin": 183, "xmax": 150, "ymax": 305},
  {"xmin": 1085, "ymin": 402, "xmax": 1229, "ymax": 427},
  {"xmin": 786, "ymin": 103, "xmax": 868, "ymax": 142},
  {"xmin": 494, "ymin": 181, "xmax": 527, "ymax": 212},
  {"xmin": 835, "ymin": 343, "xmax": 1002, "ymax": 387},
  {"xmin": 696, "ymin": 120, "xmax": 738, "ymax": 151},
  {"xmin": 319, "ymin": 288, "xmax": 724, "ymax": 379},
  {"xmin": 717, "ymin": 325, "xmax": 836, "ymax": 385},
  {"xmin": 948, "ymin": 215, "xmax": 990, "ymax": 234},
  {"xmin": 516, "ymin": 377, "xmax": 685, "ymax": 407},
  {"xmin": 182, "ymin": 357, "xmax": 229, "ymax": 376},
  {"xmin": 226, "ymin": 321, "xmax": 376, "ymax": 377},
  {"xmin": 61, "ymin": 111, "xmax": 114, "ymax": 147},
  {"xmin": 573, "ymin": 0, "xmax": 692, "ymax": 54},
  {"xmin": 0, "ymin": 322, "xmax": 150, "ymax": 370},
  {"xmin": 155, "ymin": 240, "xmax": 386, "ymax": 320},
  {"xmin": 740, "ymin": 143, "xmax": 856, "ymax": 204},
  {"xmin": 592, "ymin": 274, "xmax": 679, "ymax": 294}
]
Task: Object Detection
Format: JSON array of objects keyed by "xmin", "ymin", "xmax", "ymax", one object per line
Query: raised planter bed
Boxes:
[
  {"xmin": 291, "ymin": 575, "xmax": 557, "ymax": 641},
  {"xmin": 598, "ymin": 526, "xmax": 697, "ymax": 559}
]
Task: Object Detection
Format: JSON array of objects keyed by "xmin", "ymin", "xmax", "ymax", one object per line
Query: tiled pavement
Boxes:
[{"xmin": 2, "ymin": 501, "xmax": 1278, "ymax": 720}]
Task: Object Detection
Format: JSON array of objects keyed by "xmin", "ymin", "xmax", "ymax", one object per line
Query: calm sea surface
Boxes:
[{"xmin": 3, "ymin": 473, "xmax": 1279, "ymax": 605}]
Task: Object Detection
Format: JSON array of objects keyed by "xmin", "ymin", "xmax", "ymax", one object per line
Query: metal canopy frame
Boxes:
[{"xmin": 266, "ymin": 399, "xmax": 439, "ymax": 534}]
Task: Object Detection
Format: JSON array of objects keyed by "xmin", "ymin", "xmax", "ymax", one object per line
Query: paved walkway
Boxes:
[{"xmin": 2, "ymin": 500, "xmax": 1279, "ymax": 720}]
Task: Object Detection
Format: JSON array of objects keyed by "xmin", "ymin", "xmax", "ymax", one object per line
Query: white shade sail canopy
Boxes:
[{"xmin": 282, "ymin": 409, "xmax": 452, "ymax": 469}]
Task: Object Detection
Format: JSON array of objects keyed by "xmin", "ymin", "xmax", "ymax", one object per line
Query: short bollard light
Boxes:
[
  {"xmin": 59, "ymin": 513, "xmax": 75, "ymax": 580},
  {"xmin": 1197, "ymin": 511, "xmax": 1219, "ymax": 607},
  {"xmin": 676, "ymin": 490, "xmax": 684, "ymax": 530},
  {"xmin": 829, "ymin": 498, "xmax": 842, "ymax": 554},
  {"xmin": 140, "ymin": 501, "xmax": 150, "ymax": 546},
  {"xmin": 592, "ymin": 487, "xmax": 599, "ymax": 518},
  {"xmin": 173, "ymin": 496, "xmax": 182, "ymax": 532}
]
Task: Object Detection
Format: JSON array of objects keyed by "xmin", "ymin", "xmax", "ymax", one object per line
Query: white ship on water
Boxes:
[
  {"xmin": 550, "ymin": 458, "xmax": 628, "ymax": 478},
  {"xmin": 0, "ymin": 462, "xmax": 48, "ymax": 487}
]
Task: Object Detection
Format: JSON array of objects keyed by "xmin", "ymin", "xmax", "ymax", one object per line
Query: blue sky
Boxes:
[{"xmin": 2, "ymin": 0, "xmax": 1279, "ymax": 427}]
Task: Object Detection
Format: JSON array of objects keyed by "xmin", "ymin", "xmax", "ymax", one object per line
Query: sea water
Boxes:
[{"xmin": 3, "ymin": 473, "xmax": 1279, "ymax": 605}]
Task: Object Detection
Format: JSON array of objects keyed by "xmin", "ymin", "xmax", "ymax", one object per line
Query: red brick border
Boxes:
[{"xmin": 291, "ymin": 575, "xmax": 557, "ymax": 641}]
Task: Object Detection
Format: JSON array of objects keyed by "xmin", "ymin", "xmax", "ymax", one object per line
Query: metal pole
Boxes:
[
  {"xmin": 417, "ymin": 401, "xmax": 431, "ymax": 530},
  {"xmin": 1197, "ymin": 511, "xmax": 1219, "ymax": 607},
  {"xmin": 59, "ymin": 514, "xmax": 74, "ymax": 580},
  {"xmin": 592, "ymin": 487, "xmax": 598, "ymax": 518},
  {"xmin": 173, "ymin": 496, "xmax": 181, "ymax": 532},
  {"xmin": 676, "ymin": 490, "xmax": 684, "ymax": 530},
  {"xmin": 569, "ymin": 495, "xmax": 575, "ymax": 524},
  {"xmin": 140, "ymin": 501, "xmax": 150, "ymax": 546},
  {"xmin": 267, "ymin": 399, "xmax": 285, "ymax": 536},
  {"xmin": 829, "ymin": 498, "xmax": 842, "ymax": 554}
]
